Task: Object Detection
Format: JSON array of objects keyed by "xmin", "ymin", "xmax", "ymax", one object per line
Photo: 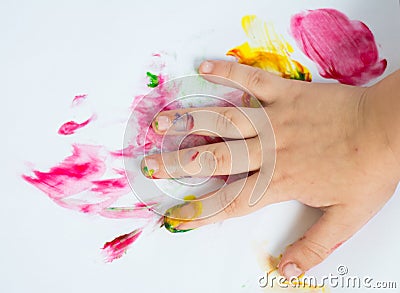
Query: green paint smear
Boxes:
[
  {"xmin": 294, "ymin": 71, "xmax": 308, "ymax": 81},
  {"xmin": 163, "ymin": 219, "xmax": 192, "ymax": 233},
  {"xmin": 146, "ymin": 71, "xmax": 159, "ymax": 88}
]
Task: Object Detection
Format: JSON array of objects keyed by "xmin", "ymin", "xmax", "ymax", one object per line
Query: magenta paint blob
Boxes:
[
  {"xmin": 58, "ymin": 115, "xmax": 95, "ymax": 135},
  {"xmin": 290, "ymin": 8, "xmax": 387, "ymax": 85}
]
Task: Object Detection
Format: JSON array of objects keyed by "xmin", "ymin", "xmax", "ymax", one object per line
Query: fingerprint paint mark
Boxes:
[
  {"xmin": 290, "ymin": 9, "xmax": 387, "ymax": 85},
  {"xmin": 227, "ymin": 15, "xmax": 311, "ymax": 81}
]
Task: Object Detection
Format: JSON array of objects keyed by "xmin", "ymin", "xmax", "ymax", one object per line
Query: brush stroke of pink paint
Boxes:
[
  {"xmin": 290, "ymin": 8, "xmax": 387, "ymax": 85},
  {"xmin": 22, "ymin": 144, "xmax": 156, "ymax": 219},
  {"xmin": 58, "ymin": 115, "xmax": 96, "ymax": 135},
  {"xmin": 72, "ymin": 94, "xmax": 88, "ymax": 107},
  {"xmin": 102, "ymin": 228, "xmax": 143, "ymax": 262}
]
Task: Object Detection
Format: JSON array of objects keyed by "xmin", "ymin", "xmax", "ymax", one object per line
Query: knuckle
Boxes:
[
  {"xmin": 201, "ymin": 146, "xmax": 227, "ymax": 175},
  {"xmin": 212, "ymin": 146, "xmax": 228, "ymax": 173},
  {"xmin": 246, "ymin": 70, "xmax": 265, "ymax": 90},
  {"xmin": 216, "ymin": 109, "xmax": 234, "ymax": 133},
  {"xmin": 223, "ymin": 62, "xmax": 235, "ymax": 80},
  {"xmin": 299, "ymin": 238, "xmax": 330, "ymax": 263}
]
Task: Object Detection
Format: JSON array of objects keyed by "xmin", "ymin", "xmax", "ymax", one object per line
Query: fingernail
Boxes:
[
  {"xmin": 200, "ymin": 61, "xmax": 214, "ymax": 73},
  {"xmin": 155, "ymin": 116, "xmax": 170, "ymax": 131},
  {"xmin": 142, "ymin": 159, "xmax": 158, "ymax": 178},
  {"xmin": 163, "ymin": 195, "xmax": 202, "ymax": 233},
  {"xmin": 283, "ymin": 263, "xmax": 303, "ymax": 279}
]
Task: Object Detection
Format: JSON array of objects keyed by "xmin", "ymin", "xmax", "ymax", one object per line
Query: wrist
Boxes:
[{"xmin": 363, "ymin": 71, "xmax": 400, "ymax": 180}]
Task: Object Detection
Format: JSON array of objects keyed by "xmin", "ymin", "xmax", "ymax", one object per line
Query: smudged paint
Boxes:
[
  {"xmin": 290, "ymin": 9, "xmax": 387, "ymax": 85},
  {"xmin": 163, "ymin": 195, "xmax": 202, "ymax": 233},
  {"xmin": 146, "ymin": 71, "xmax": 159, "ymax": 88},
  {"xmin": 102, "ymin": 229, "xmax": 143, "ymax": 262},
  {"xmin": 22, "ymin": 144, "xmax": 106, "ymax": 198},
  {"xmin": 99, "ymin": 203, "xmax": 157, "ymax": 219},
  {"xmin": 241, "ymin": 92, "xmax": 262, "ymax": 108},
  {"xmin": 58, "ymin": 115, "xmax": 95, "ymax": 135},
  {"xmin": 227, "ymin": 15, "xmax": 311, "ymax": 81},
  {"xmin": 22, "ymin": 144, "xmax": 156, "ymax": 220},
  {"xmin": 128, "ymin": 73, "xmax": 182, "ymax": 156},
  {"xmin": 172, "ymin": 113, "xmax": 194, "ymax": 132},
  {"xmin": 71, "ymin": 94, "xmax": 88, "ymax": 107}
]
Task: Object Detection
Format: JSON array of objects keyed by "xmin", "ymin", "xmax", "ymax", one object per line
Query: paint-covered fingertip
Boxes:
[
  {"xmin": 140, "ymin": 158, "xmax": 159, "ymax": 179},
  {"xmin": 163, "ymin": 217, "xmax": 193, "ymax": 233}
]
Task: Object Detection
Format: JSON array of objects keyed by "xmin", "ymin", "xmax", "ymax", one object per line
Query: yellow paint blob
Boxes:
[{"xmin": 227, "ymin": 15, "xmax": 311, "ymax": 81}]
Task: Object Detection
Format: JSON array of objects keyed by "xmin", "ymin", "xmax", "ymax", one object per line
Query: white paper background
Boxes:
[{"xmin": 1, "ymin": 1, "xmax": 400, "ymax": 292}]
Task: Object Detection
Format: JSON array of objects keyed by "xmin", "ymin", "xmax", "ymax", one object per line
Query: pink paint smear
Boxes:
[
  {"xmin": 58, "ymin": 115, "xmax": 96, "ymax": 135},
  {"xmin": 290, "ymin": 8, "xmax": 387, "ymax": 85},
  {"xmin": 72, "ymin": 94, "xmax": 88, "ymax": 107},
  {"xmin": 22, "ymin": 144, "xmax": 156, "ymax": 219}
]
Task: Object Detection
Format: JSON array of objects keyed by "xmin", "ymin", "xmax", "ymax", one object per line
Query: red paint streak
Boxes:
[
  {"xmin": 290, "ymin": 9, "xmax": 387, "ymax": 85},
  {"xmin": 191, "ymin": 151, "xmax": 199, "ymax": 161},
  {"xmin": 330, "ymin": 241, "xmax": 344, "ymax": 253},
  {"xmin": 102, "ymin": 229, "xmax": 142, "ymax": 262},
  {"xmin": 72, "ymin": 94, "xmax": 88, "ymax": 107},
  {"xmin": 58, "ymin": 115, "xmax": 95, "ymax": 135}
]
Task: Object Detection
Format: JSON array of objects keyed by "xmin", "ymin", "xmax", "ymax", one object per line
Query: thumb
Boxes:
[
  {"xmin": 278, "ymin": 206, "xmax": 368, "ymax": 280},
  {"xmin": 198, "ymin": 60, "xmax": 302, "ymax": 104}
]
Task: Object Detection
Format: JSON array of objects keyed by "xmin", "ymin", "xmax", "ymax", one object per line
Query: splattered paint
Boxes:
[
  {"xmin": 102, "ymin": 229, "xmax": 143, "ymax": 262},
  {"xmin": 227, "ymin": 15, "xmax": 311, "ymax": 81},
  {"xmin": 58, "ymin": 115, "xmax": 95, "ymax": 135},
  {"xmin": 290, "ymin": 8, "xmax": 387, "ymax": 85}
]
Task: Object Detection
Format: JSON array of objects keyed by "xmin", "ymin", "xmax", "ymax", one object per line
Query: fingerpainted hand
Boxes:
[{"xmin": 141, "ymin": 60, "xmax": 400, "ymax": 279}]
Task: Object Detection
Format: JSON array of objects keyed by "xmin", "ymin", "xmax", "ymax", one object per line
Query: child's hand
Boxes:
[{"xmin": 142, "ymin": 60, "xmax": 400, "ymax": 279}]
